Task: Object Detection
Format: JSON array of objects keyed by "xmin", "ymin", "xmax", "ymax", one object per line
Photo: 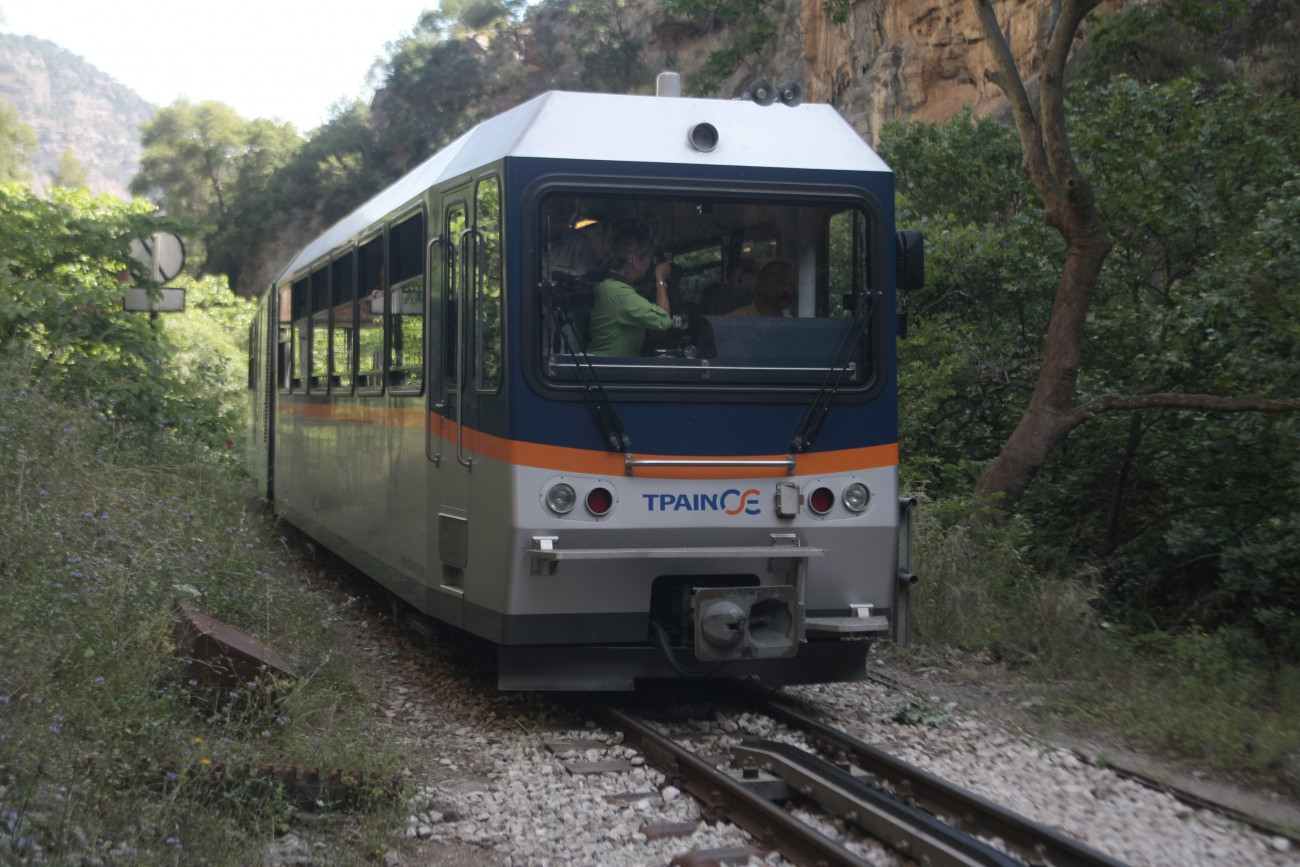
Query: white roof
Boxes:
[{"xmin": 277, "ymin": 90, "xmax": 887, "ymax": 282}]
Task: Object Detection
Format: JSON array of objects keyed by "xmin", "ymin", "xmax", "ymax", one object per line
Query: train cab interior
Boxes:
[{"xmin": 537, "ymin": 188, "xmax": 884, "ymax": 390}]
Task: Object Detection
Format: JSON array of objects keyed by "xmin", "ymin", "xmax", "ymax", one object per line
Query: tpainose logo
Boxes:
[{"xmin": 642, "ymin": 489, "xmax": 762, "ymax": 516}]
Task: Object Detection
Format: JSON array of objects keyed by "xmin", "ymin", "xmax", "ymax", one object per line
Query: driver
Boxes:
[{"xmin": 587, "ymin": 223, "xmax": 673, "ymax": 357}]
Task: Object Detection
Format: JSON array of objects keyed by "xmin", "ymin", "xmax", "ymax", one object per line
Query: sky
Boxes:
[{"xmin": 0, "ymin": 1, "xmax": 437, "ymax": 132}]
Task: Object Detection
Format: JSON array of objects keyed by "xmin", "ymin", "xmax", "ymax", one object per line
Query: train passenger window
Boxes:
[
  {"xmin": 331, "ymin": 251, "xmax": 355, "ymax": 392},
  {"xmin": 277, "ymin": 284, "xmax": 293, "ymax": 391},
  {"xmin": 309, "ymin": 267, "xmax": 329, "ymax": 393},
  {"xmin": 290, "ymin": 277, "xmax": 309, "ymax": 391},
  {"xmin": 356, "ymin": 236, "xmax": 384, "ymax": 391},
  {"xmin": 247, "ymin": 318, "xmax": 257, "ymax": 391},
  {"xmin": 388, "ymin": 213, "xmax": 425, "ymax": 391},
  {"xmin": 443, "ymin": 203, "xmax": 467, "ymax": 392},
  {"xmin": 536, "ymin": 190, "xmax": 881, "ymax": 389},
  {"xmin": 475, "ymin": 177, "xmax": 502, "ymax": 392}
]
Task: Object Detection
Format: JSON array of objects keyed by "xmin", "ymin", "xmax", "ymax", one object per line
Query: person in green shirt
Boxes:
[{"xmin": 587, "ymin": 225, "xmax": 673, "ymax": 357}]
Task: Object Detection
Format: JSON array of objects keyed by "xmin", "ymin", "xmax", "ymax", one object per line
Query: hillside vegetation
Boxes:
[
  {"xmin": 0, "ymin": 33, "xmax": 153, "ymax": 198},
  {"xmin": 0, "ymin": 6, "xmax": 1298, "ymax": 858},
  {"xmin": 0, "ymin": 184, "xmax": 407, "ymax": 862}
]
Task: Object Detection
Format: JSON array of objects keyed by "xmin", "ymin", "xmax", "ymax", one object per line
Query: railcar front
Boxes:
[{"xmin": 487, "ymin": 157, "xmax": 910, "ymax": 690}]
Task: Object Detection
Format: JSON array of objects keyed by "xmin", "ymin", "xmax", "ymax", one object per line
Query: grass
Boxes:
[
  {"xmin": 908, "ymin": 496, "xmax": 1300, "ymax": 789},
  {"xmin": 0, "ymin": 357, "xmax": 407, "ymax": 865}
]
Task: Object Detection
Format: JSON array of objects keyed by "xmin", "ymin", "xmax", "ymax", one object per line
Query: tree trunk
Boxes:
[
  {"xmin": 969, "ymin": 0, "xmax": 1111, "ymax": 519},
  {"xmin": 973, "ymin": 230, "xmax": 1110, "ymax": 515}
]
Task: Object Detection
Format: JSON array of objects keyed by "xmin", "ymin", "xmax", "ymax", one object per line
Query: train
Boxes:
[{"xmin": 247, "ymin": 74, "xmax": 923, "ymax": 690}]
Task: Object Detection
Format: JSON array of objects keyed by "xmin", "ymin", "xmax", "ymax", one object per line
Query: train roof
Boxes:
[{"xmin": 276, "ymin": 89, "xmax": 889, "ymax": 283}]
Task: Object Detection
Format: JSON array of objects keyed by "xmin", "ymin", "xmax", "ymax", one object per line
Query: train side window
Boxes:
[
  {"xmin": 475, "ymin": 177, "xmax": 502, "ymax": 392},
  {"xmin": 290, "ymin": 277, "xmax": 309, "ymax": 391},
  {"xmin": 357, "ymin": 235, "xmax": 385, "ymax": 392},
  {"xmin": 827, "ymin": 208, "xmax": 869, "ymax": 317},
  {"xmin": 309, "ymin": 267, "xmax": 330, "ymax": 393},
  {"xmin": 331, "ymin": 251, "xmax": 355, "ymax": 392},
  {"xmin": 388, "ymin": 212, "xmax": 425, "ymax": 392},
  {"xmin": 443, "ymin": 202, "xmax": 467, "ymax": 392},
  {"xmin": 277, "ymin": 284, "xmax": 293, "ymax": 391}
]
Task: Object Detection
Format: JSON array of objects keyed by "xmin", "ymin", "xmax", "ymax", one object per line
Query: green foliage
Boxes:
[
  {"xmin": 0, "ymin": 183, "xmax": 253, "ymax": 445},
  {"xmin": 132, "ymin": 100, "xmax": 302, "ymax": 278},
  {"xmin": 208, "ymin": 102, "xmax": 386, "ymax": 289},
  {"xmin": 50, "ymin": 147, "xmax": 88, "ymax": 190},
  {"xmin": 570, "ymin": 0, "xmax": 652, "ymax": 93},
  {"xmin": 0, "ymin": 100, "xmax": 36, "ymax": 183},
  {"xmin": 0, "ymin": 363, "xmax": 403, "ymax": 862},
  {"xmin": 1083, "ymin": 0, "xmax": 1300, "ymax": 97},
  {"xmin": 376, "ymin": 33, "xmax": 491, "ymax": 162},
  {"xmin": 887, "ymin": 78, "xmax": 1300, "ymax": 656},
  {"xmin": 881, "ymin": 113, "xmax": 1063, "ymax": 492},
  {"xmin": 1082, "ymin": 3, "xmax": 1232, "ymax": 85},
  {"xmin": 665, "ymin": 0, "xmax": 779, "ymax": 94},
  {"xmin": 132, "ymin": 100, "xmax": 255, "ymax": 219}
]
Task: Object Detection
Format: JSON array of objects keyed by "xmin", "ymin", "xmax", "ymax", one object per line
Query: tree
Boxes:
[
  {"xmin": 132, "ymin": 101, "xmax": 249, "ymax": 221},
  {"xmin": 50, "ymin": 147, "xmax": 88, "ymax": 189},
  {"xmin": 0, "ymin": 101, "xmax": 36, "ymax": 183},
  {"xmin": 968, "ymin": 0, "xmax": 1300, "ymax": 518},
  {"xmin": 0, "ymin": 182, "xmax": 196, "ymax": 424},
  {"xmin": 665, "ymin": 0, "xmax": 781, "ymax": 94},
  {"xmin": 883, "ymin": 24, "xmax": 1300, "ymax": 646},
  {"xmin": 132, "ymin": 100, "xmax": 300, "ymax": 278},
  {"xmin": 570, "ymin": 0, "xmax": 652, "ymax": 93}
]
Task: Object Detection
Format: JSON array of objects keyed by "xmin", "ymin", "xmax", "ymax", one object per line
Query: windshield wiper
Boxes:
[
  {"xmin": 788, "ymin": 292, "xmax": 876, "ymax": 453},
  {"xmin": 540, "ymin": 275, "xmax": 631, "ymax": 453}
]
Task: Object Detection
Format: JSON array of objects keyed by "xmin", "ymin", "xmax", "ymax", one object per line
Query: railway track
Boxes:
[{"xmin": 574, "ymin": 690, "xmax": 1130, "ymax": 867}]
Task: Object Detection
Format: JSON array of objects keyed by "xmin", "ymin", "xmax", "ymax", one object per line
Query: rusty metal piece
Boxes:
[
  {"xmin": 173, "ymin": 602, "xmax": 297, "ymax": 703},
  {"xmin": 669, "ymin": 845, "xmax": 769, "ymax": 866},
  {"xmin": 640, "ymin": 821, "xmax": 701, "ymax": 841},
  {"xmin": 303, "ymin": 767, "xmax": 320, "ymax": 784}
]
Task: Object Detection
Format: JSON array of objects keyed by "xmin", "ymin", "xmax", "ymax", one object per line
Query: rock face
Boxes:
[
  {"xmin": 706, "ymin": 0, "xmax": 1110, "ymax": 143},
  {"xmin": 0, "ymin": 33, "xmax": 154, "ymax": 199}
]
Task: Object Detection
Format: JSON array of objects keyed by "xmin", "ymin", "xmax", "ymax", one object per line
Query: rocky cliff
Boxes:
[
  {"xmin": 694, "ymin": 0, "xmax": 1119, "ymax": 143},
  {"xmin": 0, "ymin": 33, "xmax": 154, "ymax": 198}
]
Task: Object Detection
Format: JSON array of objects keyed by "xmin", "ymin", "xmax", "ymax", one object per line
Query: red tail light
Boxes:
[
  {"xmin": 808, "ymin": 486, "xmax": 835, "ymax": 515},
  {"xmin": 586, "ymin": 486, "xmax": 614, "ymax": 516}
]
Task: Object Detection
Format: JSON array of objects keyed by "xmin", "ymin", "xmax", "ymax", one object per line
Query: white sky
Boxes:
[{"xmin": 0, "ymin": 1, "xmax": 436, "ymax": 132}]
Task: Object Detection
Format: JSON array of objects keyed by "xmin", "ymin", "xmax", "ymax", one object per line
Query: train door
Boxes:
[
  {"xmin": 428, "ymin": 175, "xmax": 504, "ymax": 624},
  {"xmin": 429, "ymin": 185, "xmax": 471, "ymax": 622}
]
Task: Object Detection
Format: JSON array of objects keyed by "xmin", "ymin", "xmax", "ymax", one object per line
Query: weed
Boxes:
[
  {"xmin": 0, "ymin": 357, "xmax": 405, "ymax": 863},
  {"xmin": 906, "ymin": 491, "xmax": 1300, "ymax": 783}
]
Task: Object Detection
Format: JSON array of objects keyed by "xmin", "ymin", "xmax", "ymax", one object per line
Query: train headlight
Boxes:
[
  {"xmin": 843, "ymin": 482, "xmax": 871, "ymax": 512},
  {"xmin": 808, "ymin": 486, "xmax": 835, "ymax": 515},
  {"xmin": 546, "ymin": 483, "xmax": 577, "ymax": 515},
  {"xmin": 586, "ymin": 486, "xmax": 614, "ymax": 516}
]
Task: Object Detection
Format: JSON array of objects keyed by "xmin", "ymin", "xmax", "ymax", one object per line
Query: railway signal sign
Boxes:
[{"xmin": 123, "ymin": 231, "xmax": 187, "ymax": 313}]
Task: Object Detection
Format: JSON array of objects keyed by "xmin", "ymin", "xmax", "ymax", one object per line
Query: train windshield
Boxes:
[{"xmin": 537, "ymin": 189, "xmax": 881, "ymax": 389}]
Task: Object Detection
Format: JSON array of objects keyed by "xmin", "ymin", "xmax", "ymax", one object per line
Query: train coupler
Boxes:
[{"xmin": 692, "ymin": 586, "xmax": 801, "ymax": 662}]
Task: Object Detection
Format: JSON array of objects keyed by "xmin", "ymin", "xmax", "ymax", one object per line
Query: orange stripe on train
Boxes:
[{"xmin": 278, "ymin": 399, "xmax": 897, "ymax": 478}]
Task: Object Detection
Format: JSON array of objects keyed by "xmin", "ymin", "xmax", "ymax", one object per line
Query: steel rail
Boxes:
[
  {"xmin": 587, "ymin": 702, "xmax": 874, "ymax": 867},
  {"xmin": 750, "ymin": 694, "xmax": 1130, "ymax": 867}
]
